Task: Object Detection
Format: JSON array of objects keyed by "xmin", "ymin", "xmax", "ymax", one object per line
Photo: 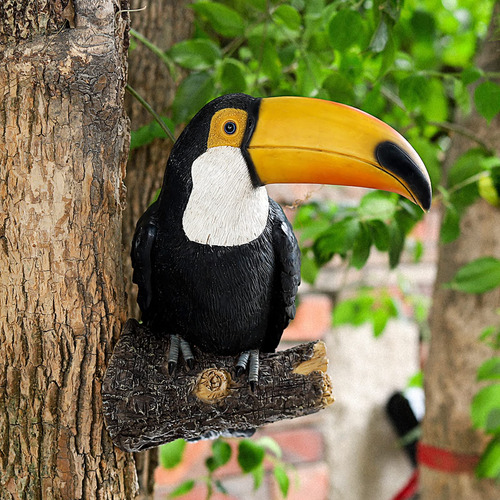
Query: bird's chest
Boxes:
[
  {"xmin": 181, "ymin": 147, "xmax": 270, "ymax": 246},
  {"xmin": 153, "ymin": 230, "xmax": 276, "ymax": 353}
]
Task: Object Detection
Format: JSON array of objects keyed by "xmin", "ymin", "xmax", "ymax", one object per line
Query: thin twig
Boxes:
[
  {"xmin": 129, "ymin": 28, "xmax": 178, "ymax": 81},
  {"xmin": 126, "ymin": 84, "xmax": 176, "ymax": 143},
  {"xmin": 428, "ymin": 120, "xmax": 494, "ymax": 153}
]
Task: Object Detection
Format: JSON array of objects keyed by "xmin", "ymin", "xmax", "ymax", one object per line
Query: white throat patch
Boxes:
[{"xmin": 182, "ymin": 146, "xmax": 269, "ymax": 246}]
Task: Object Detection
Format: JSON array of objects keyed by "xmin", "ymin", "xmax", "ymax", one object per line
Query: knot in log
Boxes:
[{"xmin": 195, "ymin": 368, "xmax": 232, "ymax": 403}]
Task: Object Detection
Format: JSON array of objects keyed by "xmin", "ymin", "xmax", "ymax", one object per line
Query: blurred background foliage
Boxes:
[{"xmin": 127, "ymin": 0, "xmax": 500, "ymax": 491}]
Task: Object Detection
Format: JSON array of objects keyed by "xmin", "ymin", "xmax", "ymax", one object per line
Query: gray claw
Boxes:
[
  {"xmin": 167, "ymin": 335, "xmax": 195, "ymax": 374},
  {"xmin": 235, "ymin": 349, "xmax": 260, "ymax": 389}
]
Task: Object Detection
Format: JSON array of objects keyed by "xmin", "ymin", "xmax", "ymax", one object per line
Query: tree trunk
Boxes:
[
  {"xmin": 0, "ymin": 1, "xmax": 138, "ymax": 498},
  {"xmin": 420, "ymin": 3, "xmax": 500, "ymax": 498},
  {"xmin": 124, "ymin": 2, "xmax": 193, "ymax": 496}
]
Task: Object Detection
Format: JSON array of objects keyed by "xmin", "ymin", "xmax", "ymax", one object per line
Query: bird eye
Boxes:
[{"xmin": 224, "ymin": 121, "xmax": 237, "ymax": 135}]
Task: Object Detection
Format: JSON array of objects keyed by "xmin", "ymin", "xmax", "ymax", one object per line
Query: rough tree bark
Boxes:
[
  {"xmin": 420, "ymin": 3, "xmax": 500, "ymax": 498},
  {"xmin": 0, "ymin": 1, "xmax": 137, "ymax": 498},
  {"xmin": 124, "ymin": 1, "xmax": 193, "ymax": 496}
]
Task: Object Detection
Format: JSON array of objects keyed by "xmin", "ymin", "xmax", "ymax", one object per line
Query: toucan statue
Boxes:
[{"xmin": 131, "ymin": 93, "xmax": 431, "ymax": 390}]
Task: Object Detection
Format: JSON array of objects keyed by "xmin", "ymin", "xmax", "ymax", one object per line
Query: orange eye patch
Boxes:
[{"xmin": 207, "ymin": 108, "xmax": 248, "ymax": 149}]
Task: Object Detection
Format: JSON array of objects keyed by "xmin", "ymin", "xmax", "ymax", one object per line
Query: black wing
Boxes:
[
  {"xmin": 131, "ymin": 202, "xmax": 159, "ymax": 320},
  {"xmin": 261, "ymin": 199, "xmax": 301, "ymax": 352}
]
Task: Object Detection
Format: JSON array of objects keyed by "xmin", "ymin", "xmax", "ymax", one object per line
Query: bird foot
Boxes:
[
  {"xmin": 235, "ymin": 349, "xmax": 260, "ymax": 391},
  {"xmin": 167, "ymin": 334, "xmax": 195, "ymax": 375}
]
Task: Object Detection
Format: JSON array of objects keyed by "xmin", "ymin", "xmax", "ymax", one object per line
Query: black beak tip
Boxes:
[{"xmin": 376, "ymin": 141, "xmax": 432, "ymax": 211}]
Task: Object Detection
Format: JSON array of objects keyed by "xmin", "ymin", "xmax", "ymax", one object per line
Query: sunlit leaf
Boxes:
[
  {"xmin": 358, "ymin": 191, "xmax": 398, "ymax": 220},
  {"xmin": 273, "ymin": 465, "xmax": 290, "ymax": 497},
  {"xmin": 256, "ymin": 436, "xmax": 282, "ymax": 458},
  {"xmin": 472, "ymin": 384, "xmax": 500, "ymax": 432},
  {"xmin": 251, "ymin": 464, "xmax": 265, "ymax": 490},
  {"xmin": 478, "ymin": 358, "xmax": 500, "ymax": 382},
  {"xmin": 159, "ymin": 439, "xmax": 186, "ymax": 469},
  {"xmin": 169, "ymin": 479, "xmax": 196, "ymax": 498},
  {"xmin": 476, "ymin": 437, "xmax": 500, "ymax": 479}
]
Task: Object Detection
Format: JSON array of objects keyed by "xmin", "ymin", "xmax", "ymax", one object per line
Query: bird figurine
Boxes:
[{"xmin": 131, "ymin": 93, "xmax": 431, "ymax": 390}]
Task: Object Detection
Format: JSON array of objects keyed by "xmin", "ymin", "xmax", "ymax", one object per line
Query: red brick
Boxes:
[
  {"xmin": 283, "ymin": 294, "xmax": 332, "ymax": 342},
  {"xmin": 271, "ymin": 462, "xmax": 330, "ymax": 500},
  {"xmin": 264, "ymin": 428, "xmax": 324, "ymax": 464}
]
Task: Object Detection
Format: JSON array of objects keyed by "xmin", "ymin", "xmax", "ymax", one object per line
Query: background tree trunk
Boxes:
[
  {"xmin": 0, "ymin": 1, "xmax": 138, "ymax": 498},
  {"xmin": 124, "ymin": 2, "xmax": 193, "ymax": 497},
  {"xmin": 420, "ymin": 3, "xmax": 500, "ymax": 498}
]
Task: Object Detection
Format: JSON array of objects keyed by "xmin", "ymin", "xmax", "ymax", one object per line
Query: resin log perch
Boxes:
[{"xmin": 102, "ymin": 319, "xmax": 334, "ymax": 452}]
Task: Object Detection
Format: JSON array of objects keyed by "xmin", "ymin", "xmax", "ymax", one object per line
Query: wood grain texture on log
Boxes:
[{"xmin": 103, "ymin": 319, "xmax": 334, "ymax": 452}]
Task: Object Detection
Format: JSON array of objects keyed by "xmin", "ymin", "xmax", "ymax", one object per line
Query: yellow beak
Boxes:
[{"xmin": 248, "ymin": 96, "xmax": 432, "ymax": 210}]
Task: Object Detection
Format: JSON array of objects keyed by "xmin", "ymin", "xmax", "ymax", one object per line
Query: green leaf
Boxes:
[
  {"xmin": 350, "ymin": 223, "xmax": 372, "ymax": 270},
  {"xmin": 480, "ymin": 326, "xmax": 500, "ymax": 350},
  {"xmin": 159, "ymin": 439, "xmax": 186, "ymax": 469},
  {"xmin": 471, "ymin": 384, "xmax": 500, "ymax": 432},
  {"xmin": 238, "ymin": 440, "xmax": 265, "ymax": 473},
  {"xmin": 367, "ymin": 220, "xmax": 390, "ymax": 251},
  {"xmin": 220, "ymin": 58, "xmax": 247, "ymax": 93},
  {"xmin": 372, "ymin": 308, "xmax": 390, "ymax": 337},
  {"xmin": 328, "ymin": 10, "xmax": 366, "ymax": 51},
  {"xmin": 333, "ymin": 293, "xmax": 374, "ymax": 327},
  {"xmin": 388, "ymin": 220, "xmax": 405, "ymax": 269},
  {"xmin": 369, "ymin": 17, "xmax": 389, "ymax": 53},
  {"xmin": 191, "ymin": 2, "xmax": 245, "ymax": 38},
  {"xmin": 130, "ymin": 117, "xmax": 175, "ymax": 151},
  {"xmin": 212, "ymin": 439, "xmax": 232, "ymax": 468},
  {"xmin": 446, "ymin": 257, "xmax": 500, "ymax": 294},
  {"xmin": 251, "ymin": 463, "xmax": 265, "ymax": 490},
  {"xmin": 169, "ymin": 39, "xmax": 221, "ymax": 70},
  {"xmin": 358, "ymin": 191, "xmax": 398, "ymax": 221},
  {"xmin": 440, "ymin": 206, "xmax": 460, "ymax": 244},
  {"xmin": 261, "ymin": 39, "xmax": 282, "ymax": 83},
  {"xmin": 300, "ymin": 251, "xmax": 320, "ymax": 285},
  {"xmin": 410, "ymin": 10, "xmax": 436, "ymax": 40},
  {"xmin": 172, "ymin": 72, "xmax": 214, "ymax": 124},
  {"xmin": 474, "ymin": 81, "xmax": 500, "ymax": 122},
  {"xmin": 461, "ymin": 66, "xmax": 483, "ymax": 85},
  {"xmin": 408, "ymin": 371, "xmax": 423, "ymax": 388},
  {"xmin": 322, "ymin": 73, "xmax": 355, "ymax": 105},
  {"xmin": 313, "ymin": 218, "xmax": 360, "ymax": 266},
  {"xmin": 169, "ymin": 479, "xmax": 196, "ymax": 498},
  {"xmin": 256, "ymin": 437, "xmax": 282, "ymax": 458},
  {"xmin": 478, "ymin": 358, "xmax": 500, "ymax": 381},
  {"xmin": 273, "ymin": 4, "xmax": 302, "ymax": 31},
  {"xmin": 476, "ymin": 437, "xmax": 500, "ymax": 479},
  {"xmin": 399, "ymin": 75, "xmax": 431, "ymax": 110},
  {"xmin": 273, "ymin": 465, "xmax": 290, "ymax": 498}
]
